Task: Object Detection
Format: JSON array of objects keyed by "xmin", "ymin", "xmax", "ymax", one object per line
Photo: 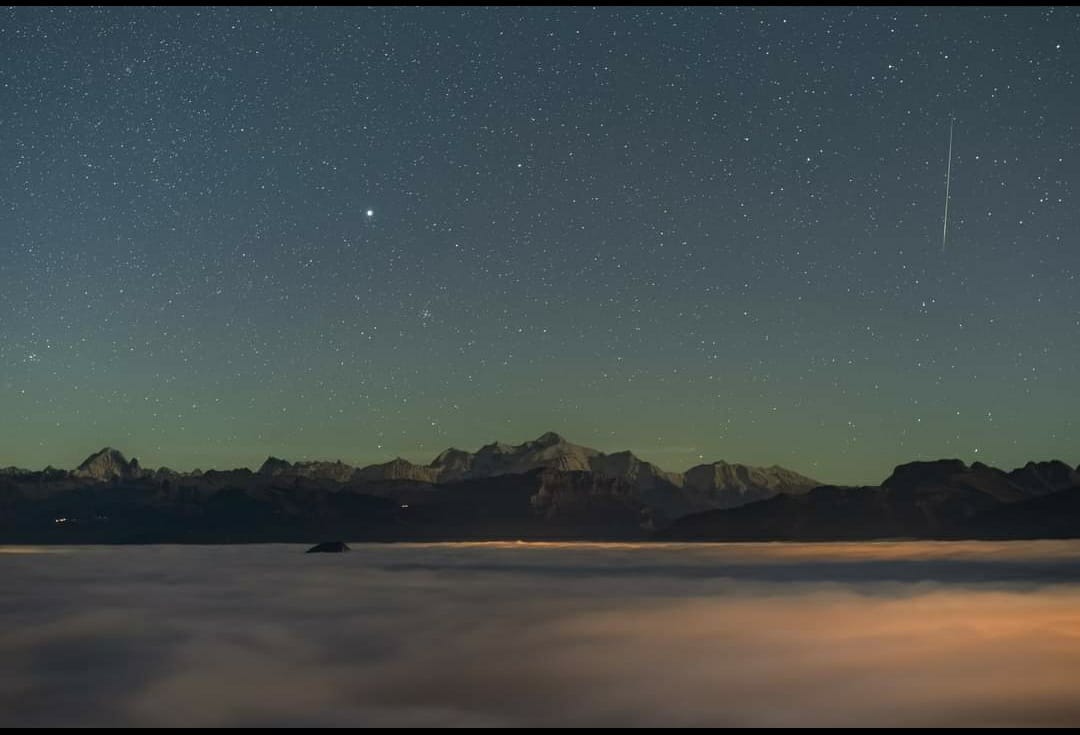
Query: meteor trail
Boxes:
[{"xmin": 942, "ymin": 116, "xmax": 954, "ymax": 252}]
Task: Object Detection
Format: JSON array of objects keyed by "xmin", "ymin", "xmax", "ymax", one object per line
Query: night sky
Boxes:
[{"xmin": 2, "ymin": 7, "xmax": 1078, "ymax": 485}]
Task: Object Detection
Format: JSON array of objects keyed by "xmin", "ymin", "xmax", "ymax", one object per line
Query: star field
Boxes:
[{"xmin": 2, "ymin": 7, "xmax": 1078, "ymax": 484}]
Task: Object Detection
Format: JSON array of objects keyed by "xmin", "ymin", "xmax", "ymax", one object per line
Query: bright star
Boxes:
[{"xmin": 365, "ymin": 209, "xmax": 374, "ymax": 218}]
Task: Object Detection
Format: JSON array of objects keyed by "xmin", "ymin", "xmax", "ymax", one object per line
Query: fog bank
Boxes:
[{"xmin": 3, "ymin": 542, "xmax": 1080, "ymax": 727}]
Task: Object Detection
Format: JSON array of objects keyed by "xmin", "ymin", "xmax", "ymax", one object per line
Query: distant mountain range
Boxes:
[
  {"xmin": 661, "ymin": 458, "xmax": 1080, "ymax": 541},
  {"xmin": 1, "ymin": 433, "xmax": 1077, "ymax": 543},
  {"xmin": 256, "ymin": 431, "xmax": 820, "ymax": 517}
]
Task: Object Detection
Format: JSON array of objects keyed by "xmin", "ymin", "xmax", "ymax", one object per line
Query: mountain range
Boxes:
[
  {"xmin": 661, "ymin": 458, "xmax": 1080, "ymax": 541},
  {"xmin": 255, "ymin": 431, "xmax": 816, "ymax": 505},
  {"xmin": 1, "ymin": 433, "xmax": 1077, "ymax": 543}
]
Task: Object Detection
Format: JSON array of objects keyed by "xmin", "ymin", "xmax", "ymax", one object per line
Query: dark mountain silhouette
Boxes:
[
  {"xmin": 307, "ymin": 541, "xmax": 350, "ymax": 553},
  {"xmin": 964, "ymin": 485, "xmax": 1080, "ymax": 539},
  {"xmin": 0, "ymin": 437, "xmax": 1076, "ymax": 543},
  {"xmin": 1006, "ymin": 460, "xmax": 1080, "ymax": 496},
  {"xmin": 661, "ymin": 458, "xmax": 1080, "ymax": 541}
]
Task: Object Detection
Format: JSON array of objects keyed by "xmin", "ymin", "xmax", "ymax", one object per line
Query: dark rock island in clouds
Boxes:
[{"xmin": 1, "ymin": 433, "xmax": 1077, "ymax": 544}]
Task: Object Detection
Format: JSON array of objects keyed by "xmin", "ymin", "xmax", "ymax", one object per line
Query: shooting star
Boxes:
[{"xmin": 941, "ymin": 116, "xmax": 954, "ymax": 252}]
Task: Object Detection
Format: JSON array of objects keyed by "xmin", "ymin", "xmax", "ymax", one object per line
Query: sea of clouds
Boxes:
[{"xmin": 3, "ymin": 541, "xmax": 1080, "ymax": 727}]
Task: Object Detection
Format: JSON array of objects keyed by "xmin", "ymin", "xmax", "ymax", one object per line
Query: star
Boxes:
[{"xmin": 365, "ymin": 209, "xmax": 374, "ymax": 218}]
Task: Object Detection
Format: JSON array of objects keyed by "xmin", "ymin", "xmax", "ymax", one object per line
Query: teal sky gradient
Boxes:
[{"xmin": 2, "ymin": 7, "xmax": 1078, "ymax": 485}]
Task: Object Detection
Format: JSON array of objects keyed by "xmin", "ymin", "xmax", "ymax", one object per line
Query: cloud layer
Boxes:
[{"xmin": 3, "ymin": 541, "xmax": 1080, "ymax": 727}]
